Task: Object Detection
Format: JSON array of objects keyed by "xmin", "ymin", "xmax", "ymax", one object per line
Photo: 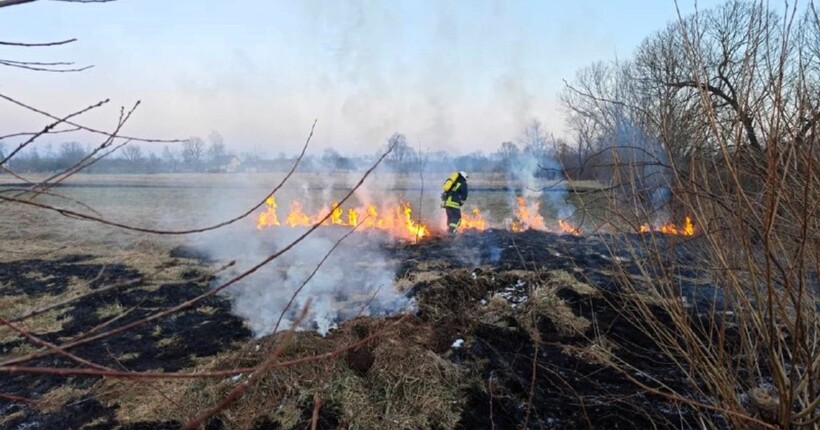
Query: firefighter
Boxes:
[{"xmin": 441, "ymin": 171, "xmax": 469, "ymax": 236}]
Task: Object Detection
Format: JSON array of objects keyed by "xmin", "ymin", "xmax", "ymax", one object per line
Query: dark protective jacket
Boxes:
[{"xmin": 441, "ymin": 172, "xmax": 468, "ymax": 209}]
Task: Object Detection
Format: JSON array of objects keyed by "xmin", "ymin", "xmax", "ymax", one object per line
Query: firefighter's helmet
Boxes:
[{"xmin": 459, "ymin": 171, "xmax": 468, "ymax": 179}]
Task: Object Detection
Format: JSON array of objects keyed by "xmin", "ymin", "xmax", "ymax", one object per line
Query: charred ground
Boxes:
[{"xmin": 0, "ymin": 229, "xmax": 730, "ymax": 429}]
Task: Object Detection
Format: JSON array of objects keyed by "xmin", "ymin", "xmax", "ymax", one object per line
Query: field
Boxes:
[
  {"xmin": 0, "ymin": 172, "xmax": 748, "ymax": 429},
  {"xmin": 0, "ymin": 171, "xmax": 607, "ymax": 259}
]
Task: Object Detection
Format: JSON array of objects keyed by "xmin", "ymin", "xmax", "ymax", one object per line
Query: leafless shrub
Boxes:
[{"xmin": 565, "ymin": 1, "xmax": 819, "ymax": 427}]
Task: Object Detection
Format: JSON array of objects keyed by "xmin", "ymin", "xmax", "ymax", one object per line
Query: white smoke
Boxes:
[
  {"xmin": 611, "ymin": 118, "xmax": 673, "ymax": 223},
  {"xmin": 502, "ymin": 120, "xmax": 575, "ymax": 227},
  {"xmin": 202, "ymin": 225, "xmax": 413, "ymax": 337},
  {"xmin": 187, "ymin": 173, "xmax": 415, "ymax": 337}
]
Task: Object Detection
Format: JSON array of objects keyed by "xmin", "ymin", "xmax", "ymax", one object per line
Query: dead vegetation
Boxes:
[
  {"xmin": 2, "ymin": 228, "xmax": 706, "ymax": 429},
  {"xmin": 561, "ymin": 1, "xmax": 820, "ymax": 428},
  {"xmin": 89, "ymin": 264, "xmax": 680, "ymax": 429},
  {"xmin": 2, "ymin": 1, "xmax": 818, "ymax": 429}
]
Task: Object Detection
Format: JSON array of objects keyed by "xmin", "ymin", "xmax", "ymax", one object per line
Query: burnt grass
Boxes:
[
  {"xmin": 395, "ymin": 229, "xmax": 726, "ymax": 429},
  {"xmin": 0, "ymin": 255, "xmax": 251, "ymax": 429},
  {"xmin": 0, "ymin": 230, "xmax": 730, "ymax": 429}
]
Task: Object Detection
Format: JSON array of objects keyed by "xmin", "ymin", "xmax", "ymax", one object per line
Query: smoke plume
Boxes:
[{"xmin": 190, "ymin": 179, "xmax": 414, "ymax": 337}]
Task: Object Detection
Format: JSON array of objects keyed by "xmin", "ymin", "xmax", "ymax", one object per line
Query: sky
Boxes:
[{"xmin": 0, "ymin": 0, "xmax": 727, "ymax": 156}]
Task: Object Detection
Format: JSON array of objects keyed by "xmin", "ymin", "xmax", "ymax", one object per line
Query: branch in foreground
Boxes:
[
  {"xmin": 0, "ymin": 59, "xmax": 93, "ymax": 73},
  {"xmin": 0, "ymin": 122, "xmax": 394, "ymax": 367},
  {"xmin": 0, "ymin": 38, "xmax": 77, "ymax": 47},
  {"xmin": 0, "ymin": 314, "xmax": 410, "ymax": 380},
  {"xmin": 0, "ymin": 0, "xmax": 115, "ymax": 8},
  {"xmin": 0, "ymin": 92, "xmax": 184, "ymax": 143},
  {"xmin": 0, "ymin": 98, "xmax": 109, "ymax": 167},
  {"xmin": 1, "ymin": 120, "xmax": 316, "ymax": 236}
]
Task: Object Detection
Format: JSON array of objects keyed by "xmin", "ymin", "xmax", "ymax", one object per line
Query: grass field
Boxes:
[
  {"xmin": 0, "ymin": 172, "xmax": 605, "ymax": 247},
  {"xmin": 3, "ymin": 170, "xmax": 807, "ymax": 429},
  {"xmin": 1, "ymin": 171, "xmax": 635, "ymax": 429}
]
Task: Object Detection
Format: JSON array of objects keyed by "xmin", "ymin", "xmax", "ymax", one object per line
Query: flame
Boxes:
[
  {"xmin": 257, "ymin": 198, "xmax": 428, "ymax": 241},
  {"xmin": 256, "ymin": 196, "xmax": 281, "ymax": 229},
  {"xmin": 508, "ymin": 196, "xmax": 582, "ymax": 234},
  {"xmin": 257, "ymin": 195, "xmax": 696, "ymax": 240},
  {"xmin": 459, "ymin": 207, "xmax": 487, "ymax": 232},
  {"xmin": 285, "ymin": 201, "xmax": 311, "ymax": 227},
  {"xmin": 401, "ymin": 203, "xmax": 428, "ymax": 239},
  {"xmin": 638, "ymin": 216, "xmax": 696, "ymax": 236},
  {"xmin": 330, "ymin": 203, "xmax": 343, "ymax": 225},
  {"xmin": 347, "ymin": 208, "xmax": 358, "ymax": 226},
  {"xmin": 510, "ymin": 196, "xmax": 545, "ymax": 232},
  {"xmin": 364, "ymin": 205, "xmax": 378, "ymax": 229},
  {"xmin": 557, "ymin": 219, "xmax": 582, "ymax": 235}
]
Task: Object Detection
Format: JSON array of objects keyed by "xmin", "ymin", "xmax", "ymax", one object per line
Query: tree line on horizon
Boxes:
[{"xmin": 0, "ymin": 120, "xmax": 588, "ymax": 178}]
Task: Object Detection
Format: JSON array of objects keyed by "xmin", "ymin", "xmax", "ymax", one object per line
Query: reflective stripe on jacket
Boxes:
[{"xmin": 442, "ymin": 176, "xmax": 467, "ymax": 208}]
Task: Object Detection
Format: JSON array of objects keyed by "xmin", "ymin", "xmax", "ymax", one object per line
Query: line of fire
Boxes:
[{"xmin": 255, "ymin": 195, "xmax": 696, "ymax": 241}]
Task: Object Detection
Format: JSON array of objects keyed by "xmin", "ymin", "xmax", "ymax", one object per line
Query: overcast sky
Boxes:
[{"xmin": 0, "ymin": 0, "xmax": 726, "ymax": 156}]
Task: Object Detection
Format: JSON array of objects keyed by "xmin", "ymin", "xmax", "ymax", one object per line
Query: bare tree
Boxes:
[
  {"xmin": 161, "ymin": 145, "xmax": 179, "ymax": 172},
  {"xmin": 122, "ymin": 144, "xmax": 143, "ymax": 164},
  {"xmin": 562, "ymin": 2, "xmax": 820, "ymax": 428},
  {"xmin": 498, "ymin": 141, "xmax": 519, "ymax": 161},
  {"xmin": 519, "ymin": 119, "xmax": 551, "ymax": 162},
  {"xmin": 206, "ymin": 130, "xmax": 226, "ymax": 168},
  {"xmin": 182, "ymin": 136, "xmax": 206, "ymax": 172},
  {"xmin": 384, "ymin": 132, "xmax": 416, "ymax": 175}
]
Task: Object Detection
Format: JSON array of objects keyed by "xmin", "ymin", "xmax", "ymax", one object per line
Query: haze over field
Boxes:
[{"xmin": 1, "ymin": 0, "xmax": 724, "ymax": 155}]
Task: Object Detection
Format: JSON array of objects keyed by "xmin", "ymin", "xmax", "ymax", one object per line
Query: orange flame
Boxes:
[
  {"xmin": 638, "ymin": 216, "xmax": 696, "ymax": 236},
  {"xmin": 257, "ymin": 195, "xmax": 696, "ymax": 240},
  {"xmin": 557, "ymin": 219, "xmax": 582, "ymax": 235},
  {"xmin": 459, "ymin": 207, "xmax": 487, "ymax": 232},
  {"xmin": 401, "ymin": 203, "xmax": 428, "ymax": 239},
  {"xmin": 257, "ymin": 198, "xmax": 428, "ymax": 241},
  {"xmin": 511, "ymin": 196, "xmax": 545, "ymax": 232},
  {"xmin": 347, "ymin": 208, "xmax": 358, "ymax": 226},
  {"xmin": 507, "ymin": 197, "xmax": 583, "ymax": 234},
  {"xmin": 330, "ymin": 203, "xmax": 343, "ymax": 225},
  {"xmin": 285, "ymin": 201, "xmax": 311, "ymax": 227},
  {"xmin": 256, "ymin": 196, "xmax": 281, "ymax": 229}
]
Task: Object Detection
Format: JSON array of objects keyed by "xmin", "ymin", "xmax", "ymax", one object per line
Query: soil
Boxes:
[{"xmin": 0, "ymin": 229, "xmax": 730, "ymax": 429}]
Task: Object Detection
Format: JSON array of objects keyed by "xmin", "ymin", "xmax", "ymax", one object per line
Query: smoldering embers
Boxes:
[{"xmin": 213, "ymin": 228, "xmax": 413, "ymax": 337}]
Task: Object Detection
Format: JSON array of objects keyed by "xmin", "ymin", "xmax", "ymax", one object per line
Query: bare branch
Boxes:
[
  {"xmin": 0, "ymin": 38, "xmax": 77, "ymax": 47},
  {"xmin": 0, "ymin": 0, "xmax": 115, "ymax": 7},
  {"xmin": 0, "ymin": 124, "xmax": 394, "ymax": 368},
  {"xmin": 0, "ymin": 92, "xmax": 184, "ymax": 143},
  {"xmin": 0, "ymin": 59, "xmax": 93, "ymax": 73},
  {"xmin": 0, "ymin": 98, "xmax": 109, "ymax": 167}
]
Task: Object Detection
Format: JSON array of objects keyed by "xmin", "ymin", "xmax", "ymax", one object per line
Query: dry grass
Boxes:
[
  {"xmin": 96, "ymin": 378, "xmax": 195, "ymax": 423},
  {"xmin": 39, "ymin": 386, "xmax": 90, "ymax": 413},
  {"xmin": 568, "ymin": 5, "xmax": 820, "ymax": 426},
  {"xmin": 478, "ymin": 294, "xmax": 515, "ymax": 326},
  {"xmin": 545, "ymin": 269, "xmax": 599, "ymax": 296},
  {"xmin": 516, "ymin": 272, "xmax": 594, "ymax": 338},
  {"xmin": 520, "ymin": 286, "xmax": 591, "ymax": 337},
  {"xmin": 110, "ymin": 318, "xmax": 468, "ymax": 430},
  {"xmin": 0, "ymin": 295, "xmax": 69, "ymax": 345},
  {"xmin": 94, "ymin": 301, "xmax": 124, "ymax": 320}
]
